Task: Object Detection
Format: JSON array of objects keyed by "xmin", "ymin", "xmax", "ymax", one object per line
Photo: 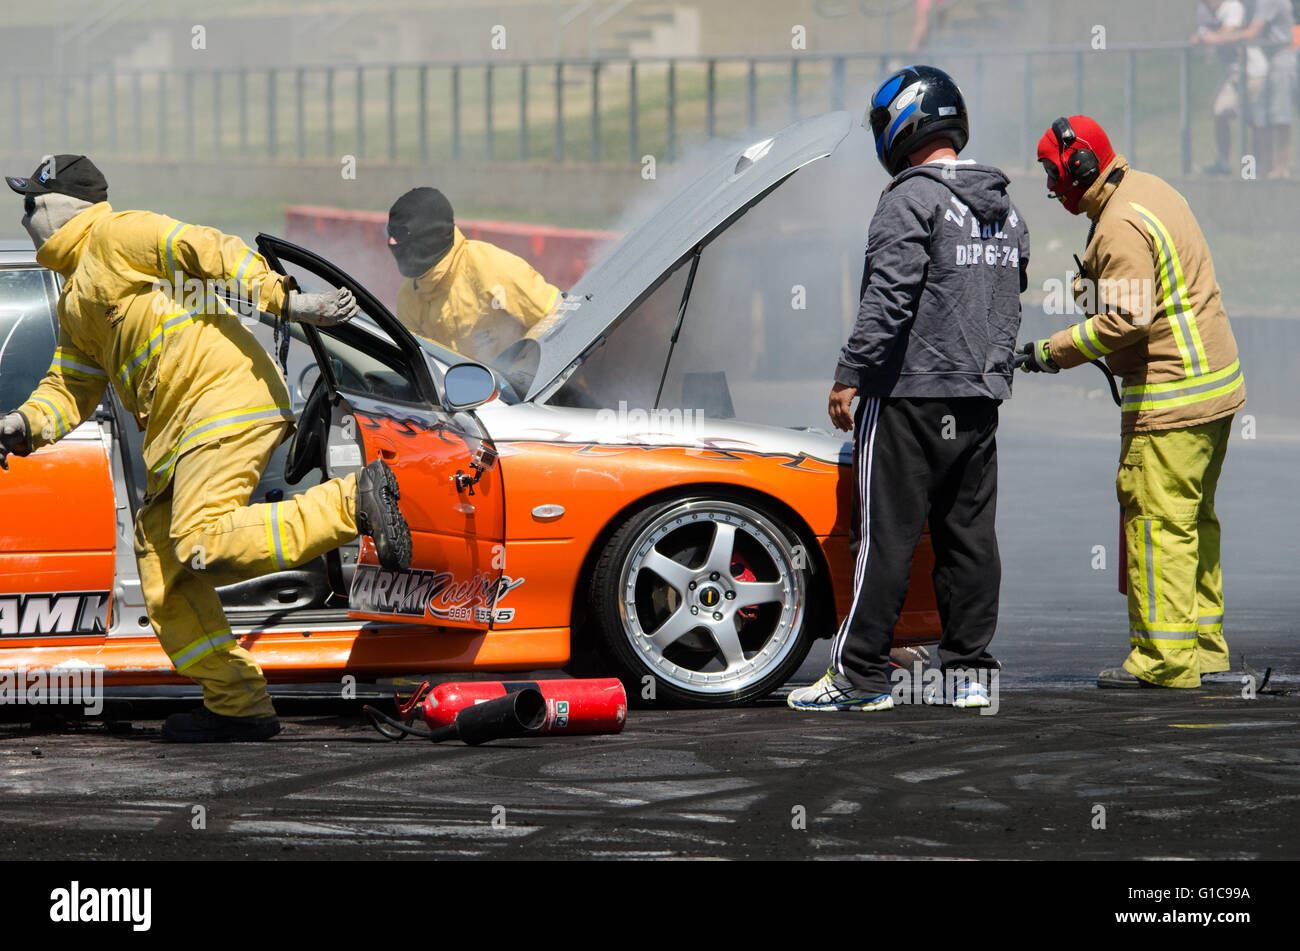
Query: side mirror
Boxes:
[{"xmin": 443, "ymin": 362, "xmax": 499, "ymax": 412}]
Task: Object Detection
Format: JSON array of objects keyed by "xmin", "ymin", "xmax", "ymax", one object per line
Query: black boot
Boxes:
[
  {"xmin": 162, "ymin": 706, "xmax": 281, "ymax": 742},
  {"xmin": 355, "ymin": 459, "xmax": 412, "ymax": 571}
]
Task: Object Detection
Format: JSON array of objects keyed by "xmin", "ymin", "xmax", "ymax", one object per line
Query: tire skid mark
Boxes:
[{"xmin": 2, "ymin": 694, "xmax": 1298, "ymax": 858}]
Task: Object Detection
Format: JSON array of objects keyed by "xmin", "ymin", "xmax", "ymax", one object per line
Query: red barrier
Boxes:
[{"xmin": 284, "ymin": 205, "xmax": 618, "ymax": 311}]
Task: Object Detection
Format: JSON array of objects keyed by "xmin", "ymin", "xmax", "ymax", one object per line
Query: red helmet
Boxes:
[{"xmin": 1037, "ymin": 115, "xmax": 1115, "ymax": 215}]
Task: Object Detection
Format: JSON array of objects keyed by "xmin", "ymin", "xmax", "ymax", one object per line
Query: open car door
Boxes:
[{"xmin": 255, "ymin": 235, "xmax": 510, "ymax": 630}]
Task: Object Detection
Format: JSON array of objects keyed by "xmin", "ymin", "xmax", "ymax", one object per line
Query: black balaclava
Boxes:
[{"xmin": 387, "ymin": 187, "xmax": 456, "ymax": 279}]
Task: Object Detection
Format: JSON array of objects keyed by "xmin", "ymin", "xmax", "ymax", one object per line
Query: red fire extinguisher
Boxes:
[{"xmin": 365, "ymin": 678, "xmax": 627, "ymax": 742}]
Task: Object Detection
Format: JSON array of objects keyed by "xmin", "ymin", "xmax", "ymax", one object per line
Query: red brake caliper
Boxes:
[{"xmin": 730, "ymin": 554, "xmax": 759, "ymax": 622}]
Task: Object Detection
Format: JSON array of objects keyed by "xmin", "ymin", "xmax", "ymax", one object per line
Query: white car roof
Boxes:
[{"xmin": 0, "ymin": 241, "xmax": 37, "ymax": 265}]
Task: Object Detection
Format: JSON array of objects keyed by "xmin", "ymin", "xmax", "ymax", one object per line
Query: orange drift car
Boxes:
[{"xmin": 0, "ymin": 112, "xmax": 938, "ymax": 706}]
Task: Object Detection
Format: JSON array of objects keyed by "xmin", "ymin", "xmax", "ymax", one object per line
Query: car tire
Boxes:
[{"xmin": 588, "ymin": 492, "xmax": 817, "ymax": 707}]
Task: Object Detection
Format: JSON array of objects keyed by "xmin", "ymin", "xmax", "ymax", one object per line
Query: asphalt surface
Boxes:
[
  {"xmin": 2, "ymin": 339, "xmax": 1297, "ymax": 862},
  {"xmin": 1, "ymin": 681, "xmax": 1296, "ymax": 861}
]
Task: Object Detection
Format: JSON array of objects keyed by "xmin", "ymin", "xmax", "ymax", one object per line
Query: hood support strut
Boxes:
[{"xmin": 653, "ymin": 243, "xmax": 703, "ymax": 411}]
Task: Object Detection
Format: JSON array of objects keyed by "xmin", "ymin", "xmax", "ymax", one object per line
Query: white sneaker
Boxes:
[
  {"xmin": 787, "ymin": 668, "xmax": 894, "ymax": 712},
  {"xmin": 924, "ymin": 674, "xmax": 992, "ymax": 708},
  {"xmin": 952, "ymin": 680, "xmax": 990, "ymax": 708}
]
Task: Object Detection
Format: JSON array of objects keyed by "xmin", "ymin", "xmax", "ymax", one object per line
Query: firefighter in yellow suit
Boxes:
[
  {"xmin": 387, "ymin": 188, "xmax": 561, "ymax": 363},
  {"xmin": 0, "ymin": 155, "xmax": 412, "ymax": 740},
  {"xmin": 1020, "ymin": 118, "xmax": 1246, "ymax": 689}
]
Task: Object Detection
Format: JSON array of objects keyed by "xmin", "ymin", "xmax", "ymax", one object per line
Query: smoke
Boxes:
[
  {"xmin": 562, "ymin": 91, "xmax": 1300, "ymax": 437},
  {"xmin": 551, "ymin": 126, "xmax": 887, "ymax": 429}
]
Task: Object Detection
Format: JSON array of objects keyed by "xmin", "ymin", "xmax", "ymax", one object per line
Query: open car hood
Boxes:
[{"xmin": 520, "ymin": 111, "xmax": 852, "ymax": 401}]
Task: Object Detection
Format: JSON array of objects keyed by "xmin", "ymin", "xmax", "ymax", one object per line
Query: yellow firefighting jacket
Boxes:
[
  {"xmin": 1047, "ymin": 155, "xmax": 1245, "ymax": 433},
  {"xmin": 396, "ymin": 226, "xmax": 560, "ymax": 363},
  {"xmin": 16, "ymin": 202, "xmax": 295, "ymax": 493}
]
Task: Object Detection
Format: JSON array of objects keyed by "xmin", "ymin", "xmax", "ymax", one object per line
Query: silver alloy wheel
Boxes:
[{"xmin": 617, "ymin": 500, "xmax": 806, "ymax": 695}]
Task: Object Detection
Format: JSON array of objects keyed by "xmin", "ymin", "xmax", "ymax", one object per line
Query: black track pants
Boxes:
[{"xmin": 831, "ymin": 396, "xmax": 1002, "ymax": 695}]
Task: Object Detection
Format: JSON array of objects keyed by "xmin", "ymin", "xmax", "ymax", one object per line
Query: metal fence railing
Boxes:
[{"xmin": 0, "ymin": 42, "xmax": 1288, "ymax": 176}]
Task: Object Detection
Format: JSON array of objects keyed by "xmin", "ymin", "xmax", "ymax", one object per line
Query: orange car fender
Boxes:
[{"xmin": 490, "ymin": 441, "xmax": 938, "ymax": 645}]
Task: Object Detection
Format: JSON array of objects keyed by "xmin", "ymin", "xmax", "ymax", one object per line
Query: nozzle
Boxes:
[
  {"xmin": 365, "ymin": 688, "xmax": 548, "ymax": 745},
  {"xmin": 430, "ymin": 688, "xmax": 547, "ymax": 745}
]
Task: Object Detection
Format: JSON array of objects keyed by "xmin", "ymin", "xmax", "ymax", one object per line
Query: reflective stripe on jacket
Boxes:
[
  {"xmin": 16, "ymin": 202, "xmax": 295, "ymax": 492},
  {"xmin": 1047, "ymin": 156, "xmax": 1245, "ymax": 433}
]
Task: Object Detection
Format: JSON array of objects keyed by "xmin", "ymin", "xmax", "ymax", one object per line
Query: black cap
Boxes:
[{"xmin": 6, "ymin": 154, "xmax": 108, "ymax": 204}]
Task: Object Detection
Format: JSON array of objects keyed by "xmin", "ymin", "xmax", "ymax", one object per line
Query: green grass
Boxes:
[
  {"xmin": 0, "ymin": 40, "xmax": 1290, "ymax": 314},
  {"xmin": 0, "ymin": 46, "xmax": 1275, "ymax": 183}
]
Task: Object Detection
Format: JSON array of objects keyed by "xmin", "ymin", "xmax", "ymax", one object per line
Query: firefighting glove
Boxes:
[
  {"xmin": 1015, "ymin": 340, "xmax": 1059, "ymax": 373},
  {"xmin": 0, "ymin": 412, "xmax": 31, "ymax": 471},
  {"xmin": 285, "ymin": 288, "xmax": 359, "ymax": 327}
]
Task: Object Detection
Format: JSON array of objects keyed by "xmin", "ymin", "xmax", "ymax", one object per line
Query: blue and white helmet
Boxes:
[{"xmin": 867, "ymin": 65, "xmax": 969, "ymax": 176}]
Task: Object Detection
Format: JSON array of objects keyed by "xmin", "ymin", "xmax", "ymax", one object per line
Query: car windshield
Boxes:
[
  {"xmin": 411, "ymin": 333, "xmax": 523, "ymax": 405},
  {"xmin": 255, "ymin": 248, "xmax": 522, "ymax": 407},
  {"xmin": 0, "ymin": 267, "xmax": 57, "ymax": 412}
]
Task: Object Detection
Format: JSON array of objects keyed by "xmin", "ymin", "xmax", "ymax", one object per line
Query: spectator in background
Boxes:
[
  {"xmin": 1199, "ymin": 0, "xmax": 1297, "ymax": 178},
  {"xmin": 1196, "ymin": 0, "xmax": 1268, "ymax": 175},
  {"xmin": 908, "ymin": 0, "xmax": 955, "ymax": 51}
]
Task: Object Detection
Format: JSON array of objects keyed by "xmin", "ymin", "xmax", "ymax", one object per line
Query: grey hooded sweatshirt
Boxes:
[{"xmin": 835, "ymin": 161, "xmax": 1030, "ymax": 400}]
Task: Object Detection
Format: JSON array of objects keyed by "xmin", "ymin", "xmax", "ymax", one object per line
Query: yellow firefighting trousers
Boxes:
[
  {"xmin": 133, "ymin": 422, "xmax": 358, "ymax": 717},
  {"xmin": 1118, "ymin": 415, "xmax": 1233, "ymax": 687}
]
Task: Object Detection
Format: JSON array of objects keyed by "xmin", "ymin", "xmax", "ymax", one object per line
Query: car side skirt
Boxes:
[{"xmin": 0, "ymin": 624, "xmax": 571, "ymax": 684}]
